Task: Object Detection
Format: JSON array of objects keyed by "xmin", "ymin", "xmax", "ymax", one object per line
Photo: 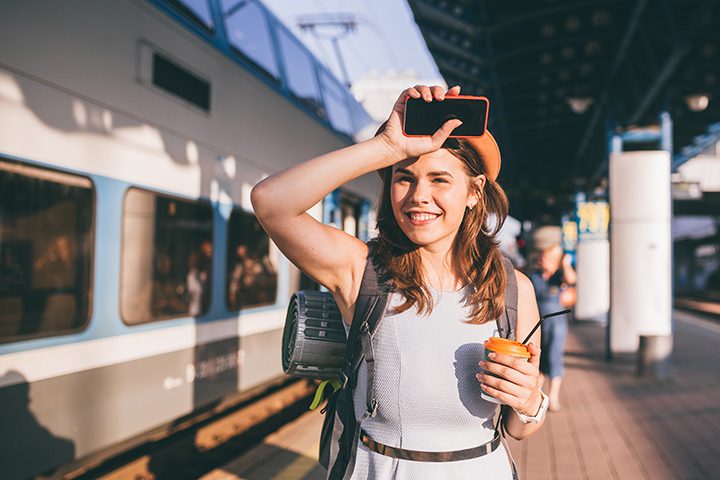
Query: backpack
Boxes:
[{"xmin": 313, "ymin": 250, "xmax": 519, "ymax": 479}]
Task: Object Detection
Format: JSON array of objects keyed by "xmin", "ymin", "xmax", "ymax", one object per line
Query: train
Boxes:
[
  {"xmin": 674, "ymin": 230, "xmax": 720, "ymax": 314},
  {"xmin": 0, "ymin": 1, "xmax": 378, "ymax": 478}
]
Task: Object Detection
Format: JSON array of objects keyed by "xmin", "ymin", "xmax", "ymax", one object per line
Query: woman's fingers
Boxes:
[
  {"xmin": 405, "ymin": 86, "xmax": 421, "ymax": 99},
  {"xmin": 431, "ymin": 85, "xmax": 446, "ymax": 100},
  {"xmin": 480, "ymin": 381, "xmax": 542, "ymax": 415},
  {"xmin": 479, "ymin": 383, "xmax": 511, "ymax": 403},
  {"xmin": 527, "ymin": 342, "xmax": 542, "ymax": 369},
  {"xmin": 485, "ymin": 351, "xmax": 538, "ymax": 376},
  {"xmin": 390, "ymin": 87, "xmax": 420, "ymax": 114},
  {"xmin": 430, "ymin": 119, "xmax": 462, "ymax": 146},
  {"xmin": 414, "ymin": 84, "xmax": 433, "ymax": 101},
  {"xmin": 447, "ymin": 85, "xmax": 461, "ymax": 96},
  {"xmin": 480, "ymin": 359, "xmax": 534, "ymax": 388},
  {"xmin": 476, "ymin": 372, "xmax": 526, "ymax": 398},
  {"xmin": 413, "ymin": 84, "xmax": 452, "ymax": 101}
]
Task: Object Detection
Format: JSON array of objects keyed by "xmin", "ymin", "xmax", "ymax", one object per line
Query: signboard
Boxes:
[
  {"xmin": 561, "ymin": 216, "xmax": 578, "ymax": 253},
  {"xmin": 576, "ymin": 201, "xmax": 610, "ymax": 241}
]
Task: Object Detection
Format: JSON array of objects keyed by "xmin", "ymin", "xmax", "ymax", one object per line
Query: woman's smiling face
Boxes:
[{"xmin": 390, "ymin": 149, "xmax": 481, "ymax": 250}]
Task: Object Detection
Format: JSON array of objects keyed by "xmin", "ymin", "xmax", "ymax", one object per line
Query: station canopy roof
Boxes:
[{"xmin": 408, "ymin": 0, "xmax": 720, "ymax": 219}]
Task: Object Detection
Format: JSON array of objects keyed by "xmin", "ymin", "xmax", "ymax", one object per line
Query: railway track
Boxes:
[
  {"xmin": 57, "ymin": 379, "xmax": 317, "ymax": 480},
  {"xmin": 674, "ymin": 296, "xmax": 720, "ymax": 318}
]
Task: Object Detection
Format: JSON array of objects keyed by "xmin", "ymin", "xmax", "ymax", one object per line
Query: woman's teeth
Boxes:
[{"xmin": 408, "ymin": 213, "xmax": 439, "ymax": 221}]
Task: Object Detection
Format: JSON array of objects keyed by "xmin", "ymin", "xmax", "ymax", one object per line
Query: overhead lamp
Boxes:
[
  {"xmin": 566, "ymin": 96, "xmax": 593, "ymax": 114},
  {"xmin": 685, "ymin": 94, "xmax": 710, "ymax": 112}
]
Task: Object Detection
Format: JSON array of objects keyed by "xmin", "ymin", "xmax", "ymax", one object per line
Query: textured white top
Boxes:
[{"xmin": 348, "ymin": 287, "xmax": 514, "ymax": 479}]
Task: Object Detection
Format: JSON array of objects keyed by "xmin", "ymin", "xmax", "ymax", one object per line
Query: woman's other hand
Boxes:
[
  {"xmin": 376, "ymin": 85, "xmax": 463, "ymax": 162},
  {"xmin": 477, "ymin": 343, "xmax": 544, "ymax": 416}
]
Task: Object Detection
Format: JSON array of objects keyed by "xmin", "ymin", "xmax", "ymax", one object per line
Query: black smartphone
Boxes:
[{"xmin": 403, "ymin": 95, "xmax": 489, "ymax": 137}]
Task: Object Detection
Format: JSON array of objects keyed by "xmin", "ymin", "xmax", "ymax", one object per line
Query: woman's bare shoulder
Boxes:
[{"xmin": 513, "ymin": 269, "xmax": 535, "ymax": 296}]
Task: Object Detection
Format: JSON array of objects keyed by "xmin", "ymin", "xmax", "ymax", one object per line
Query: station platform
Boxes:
[{"xmin": 202, "ymin": 310, "xmax": 720, "ymax": 480}]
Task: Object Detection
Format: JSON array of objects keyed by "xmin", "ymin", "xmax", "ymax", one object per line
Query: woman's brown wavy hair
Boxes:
[{"xmin": 374, "ymin": 137, "xmax": 510, "ymax": 324}]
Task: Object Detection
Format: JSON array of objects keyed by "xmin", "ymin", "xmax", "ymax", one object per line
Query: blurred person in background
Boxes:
[
  {"xmin": 187, "ymin": 239, "xmax": 212, "ymax": 316},
  {"xmin": 529, "ymin": 231, "xmax": 576, "ymax": 412}
]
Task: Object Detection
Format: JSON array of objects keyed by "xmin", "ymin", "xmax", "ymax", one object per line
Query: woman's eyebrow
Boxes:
[
  {"xmin": 393, "ymin": 168, "xmax": 454, "ymax": 178},
  {"xmin": 428, "ymin": 170, "xmax": 453, "ymax": 177}
]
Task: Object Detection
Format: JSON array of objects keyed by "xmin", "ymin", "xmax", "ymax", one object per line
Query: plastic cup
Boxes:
[{"xmin": 480, "ymin": 337, "xmax": 531, "ymax": 404}]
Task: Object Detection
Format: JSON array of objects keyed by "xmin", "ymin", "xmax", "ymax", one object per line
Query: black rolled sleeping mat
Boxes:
[{"xmin": 282, "ymin": 290, "xmax": 347, "ymax": 379}]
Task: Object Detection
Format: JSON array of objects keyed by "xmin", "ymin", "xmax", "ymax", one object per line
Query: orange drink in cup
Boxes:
[{"xmin": 481, "ymin": 337, "xmax": 531, "ymax": 404}]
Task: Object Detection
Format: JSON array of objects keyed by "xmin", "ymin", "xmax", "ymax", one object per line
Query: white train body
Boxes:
[{"xmin": 0, "ymin": 1, "xmax": 378, "ymax": 478}]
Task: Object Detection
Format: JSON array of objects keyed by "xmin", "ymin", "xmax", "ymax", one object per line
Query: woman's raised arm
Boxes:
[
  {"xmin": 251, "ymin": 136, "xmax": 397, "ymax": 307},
  {"xmin": 251, "ymin": 85, "xmax": 462, "ymax": 314}
]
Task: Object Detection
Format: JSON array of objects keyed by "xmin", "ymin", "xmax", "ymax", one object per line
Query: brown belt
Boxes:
[{"xmin": 360, "ymin": 430, "xmax": 501, "ymax": 462}]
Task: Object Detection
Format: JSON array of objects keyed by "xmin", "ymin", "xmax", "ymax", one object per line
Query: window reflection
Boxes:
[
  {"xmin": 226, "ymin": 209, "xmax": 277, "ymax": 310},
  {"xmin": 277, "ymin": 28, "xmax": 324, "ymax": 117},
  {"xmin": 222, "ymin": 0, "xmax": 280, "ymax": 80},
  {"xmin": 320, "ymin": 71, "xmax": 353, "ymax": 134},
  {"xmin": 121, "ymin": 189, "xmax": 213, "ymax": 324},
  {"xmin": 0, "ymin": 160, "xmax": 93, "ymax": 343},
  {"xmin": 167, "ymin": 0, "xmax": 214, "ymax": 30}
]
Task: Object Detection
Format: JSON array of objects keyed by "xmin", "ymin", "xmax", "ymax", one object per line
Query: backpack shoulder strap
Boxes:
[
  {"xmin": 497, "ymin": 256, "xmax": 518, "ymax": 340},
  {"xmin": 496, "ymin": 256, "xmax": 521, "ymax": 479},
  {"xmin": 341, "ymin": 243, "xmax": 392, "ymax": 418}
]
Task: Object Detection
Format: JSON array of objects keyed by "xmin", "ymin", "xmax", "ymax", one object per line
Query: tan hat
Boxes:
[
  {"xmin": 465, "ymin": 131, "xmax": 501, "ymax": 181},
  {"xmin": 375, "ymin": 122, "xmax": 502, "ymax": 181},
  {"xmin": 531, "ymin": 226, "xmax": 562, "ymax": 251}
]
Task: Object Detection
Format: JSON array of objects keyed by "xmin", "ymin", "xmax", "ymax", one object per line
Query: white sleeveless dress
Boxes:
[{"xmin": 347, "ymin": 286, "xmax": 515, "ymax": 480}]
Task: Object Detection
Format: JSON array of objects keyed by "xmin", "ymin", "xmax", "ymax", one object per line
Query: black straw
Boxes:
[{"xmin": 521, "ymin": 309, "xmax": 571, "ymax": 345}]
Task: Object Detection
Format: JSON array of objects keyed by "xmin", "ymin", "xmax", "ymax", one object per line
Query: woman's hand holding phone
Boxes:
[{"xmin": 375, "ymin": 85, "xmax": 463, "ymax": 164}]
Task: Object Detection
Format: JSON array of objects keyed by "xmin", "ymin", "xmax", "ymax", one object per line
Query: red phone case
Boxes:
[{"xmin": 402, "ymin": 94, "xmax": 490, "ymax": 139}]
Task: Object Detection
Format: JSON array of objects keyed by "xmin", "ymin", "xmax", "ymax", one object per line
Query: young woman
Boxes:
[{"xmin": 252, "ymin": 85, "xmax": 545, "ymax": 479}]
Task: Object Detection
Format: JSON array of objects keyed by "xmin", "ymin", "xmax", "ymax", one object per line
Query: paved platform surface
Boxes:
[{"xmin": 203, "ymin": 310, "xmax": 720, "ymax": 479}]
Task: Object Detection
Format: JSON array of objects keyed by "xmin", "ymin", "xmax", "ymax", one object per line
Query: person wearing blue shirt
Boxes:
[{"xmin": 530, "ymin": 243, "xmax": 576, "ymax": 411}]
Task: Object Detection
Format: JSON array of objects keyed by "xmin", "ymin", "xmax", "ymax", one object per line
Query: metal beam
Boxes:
[
  {"xmin": 627, "ymin": 0, "xmax": 719, "ymax": 124},
  {"xmin": 575, "ymin": 0, "xmax": 649, "ymax": 162},
  {"xmin": 672, "ymin": 122, "xmax": 720, "ymax": 169},
  {"xmin": 586, "ymin": 0, "xmax": 719, "ymax": 186},
  {"xmin": 499, "ymin": 60, "xmax": 607, "ymax": 89},
  {"xmin": 478, "ymin": 2, "xmax": 511, "ymax": 157},
  {"xmin": 627, "ymin": 45, "xmax": 689, "ymax": 124},
  {"xmin": 435, "ymin": 58, "xmax": 488, "ymax": 88},
  {"xmin": 411, "ymin": 0, "xmax": 478, "ymax": 37},
  {"xmin": 494, "ymin": 32, "xmax": 618, "ymax": 64},
  {"xmin": 423, "ymin": 31, "xmax": 486, "ymax": 66},
  {"xmin": 487, "ymin": 0, "xmax": 625, "ymax": 34}
]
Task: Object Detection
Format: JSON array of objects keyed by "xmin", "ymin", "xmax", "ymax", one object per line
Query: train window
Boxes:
[
  {"xmin": 152, "ymin": 52, "xmax": 211, "ymax": 112},
  {"xmin": 226, "ymin": 209, "xmax": 277, "ymax": 310},
  {"xmin": 121, "ymin": 189, "xmax": 213, "ymax": 324},
  {"xmin": 277, "ymin": 28, "xmax": 324, "ymax": 117},
  {"xmin": 163, "ymin": 0, "xmax": 215, "ymax": 31},
  {"xmin": 221, "ymin": 0, "xmax": 280, "ymax": 81},
  {"xmin": 0, "ymin": 160, "xmax": 94, "ymax": 344},
  {"xmin": 323, "ymin": 189, "xmax": 370, "ymax": 241},
  {"xmin": 319, "ymin": 71, "xmax": 353, "ymax": 135}
]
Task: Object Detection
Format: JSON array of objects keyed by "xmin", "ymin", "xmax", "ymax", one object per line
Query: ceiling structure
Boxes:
[{"xmin": 408, "ymin": 0, "xmax": 720, "ymax": 220}]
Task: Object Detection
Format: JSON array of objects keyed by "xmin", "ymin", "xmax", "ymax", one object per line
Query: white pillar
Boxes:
[
  {"xmin": 575, "ymin": 239, "xmax": 609, "ymax": 322},
  {"xmin": 609, "ymin": 151, "xmax": 672, "ymax": 353}
]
